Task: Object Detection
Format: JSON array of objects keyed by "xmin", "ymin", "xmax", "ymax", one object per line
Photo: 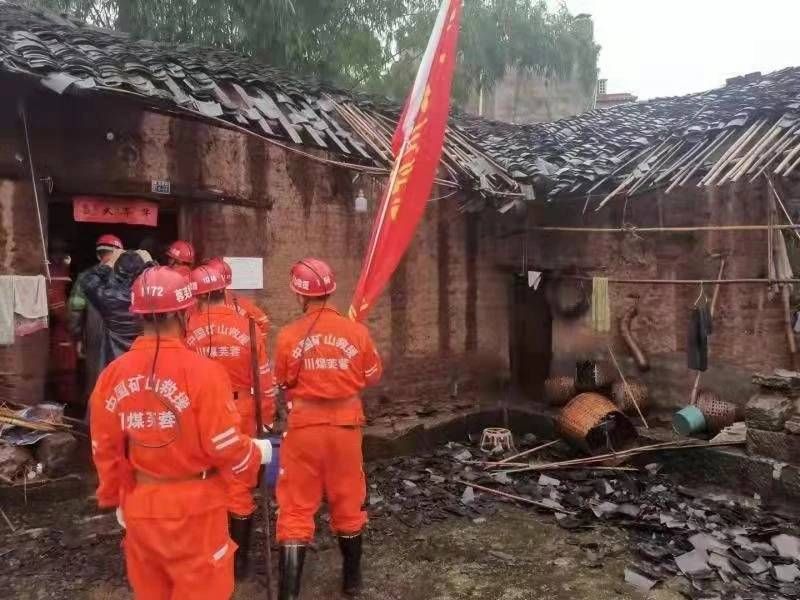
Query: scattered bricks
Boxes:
[
  {"xmin": 0, "ymin": 443, "xmax": 33, "ymax": 480},
  {"xmin": 747, "ymin": 428, "xmax": 800, "ymax": 464},
  {"xmin": 746, "ymin": 392, "xmax": 794, "ymax": 431},
  {"xmin": 35, "ymin": 433, "xmax": 78, "ymax": 476}
]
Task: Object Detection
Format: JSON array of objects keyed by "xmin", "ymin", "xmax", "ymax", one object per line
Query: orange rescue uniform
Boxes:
[
  {"xmin": 185, "ymin": 304, "xmax": 277, "ymax": 516},
  {"xmin": 274, "ymin": 306, "xmax": 382, "ymax": 542},
  {"xmin": 225, "ymin": 290, "xmax": 270, "ymax": 340},
  {"xmin": 90, "ymin": 336, "xmax": 261, "ymax": 600}
]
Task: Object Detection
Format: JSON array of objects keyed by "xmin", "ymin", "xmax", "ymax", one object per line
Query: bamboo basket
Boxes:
[
  {"xmin": 695, "ymin": 390, "xmax": 739, "ymax": 434},
  {"xmin": 612, "ymin": 379, "xmax": 649, "ymax": 415},
  {"xmin": 545, "ymin": 376, "xmax": 576, "ymax": 407},
  {"xmin": 557, "ymin": 393, "xmax": 638, "ymax": 454}
]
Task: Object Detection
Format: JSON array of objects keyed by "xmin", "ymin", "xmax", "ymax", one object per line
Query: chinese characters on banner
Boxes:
[
  {"xmin": 73, "ymin": 196, "xmax": 159, "ymax": 227},
  {"xmin": 349, "ymin": 0, "xmax": 463, "ymax": 321}
]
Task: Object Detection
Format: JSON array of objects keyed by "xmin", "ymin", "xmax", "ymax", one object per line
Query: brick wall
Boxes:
[
  {"xmin": 497, "ymin": 183, "xmax": 794, "ymax": 411},
  {"xmin": 0, "ymin": 90, "xmax": 510, "ymax": 419}
]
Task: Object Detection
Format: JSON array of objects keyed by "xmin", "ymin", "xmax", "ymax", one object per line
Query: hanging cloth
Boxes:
[
  {"xmin": 591, "ymin": 277, "xmax": 611, "ymax": 333},
  {"xmin": 13, "ymin": 275, "xmax": 48, "ymax": 319}
]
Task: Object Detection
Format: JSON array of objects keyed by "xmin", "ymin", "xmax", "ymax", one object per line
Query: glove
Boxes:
[
  {"xmin": 115, "ymin": 506, "xmax": 126, "ymax": 529},
  {"xmin": 253, "ymin": 438, "xmax": 272, "ymax": 465}
]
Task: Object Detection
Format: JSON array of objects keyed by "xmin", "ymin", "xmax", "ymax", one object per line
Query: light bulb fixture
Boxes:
[{"xmin": 354, "ymin": 189, "xmax": 368, "ymax": 213}]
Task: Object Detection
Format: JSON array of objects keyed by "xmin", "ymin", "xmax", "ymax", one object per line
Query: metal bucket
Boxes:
[{"xmin": 557, "ymin": 392, "xmax": 638, "ymax": 454}]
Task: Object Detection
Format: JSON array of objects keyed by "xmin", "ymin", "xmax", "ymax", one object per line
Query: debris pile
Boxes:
[
  {"xmin": 367, "ymin": 435, "xmax": 800, "ymax": 599},
  {"xmin": 0, "ymin": 403, "xmax": 78, "ymax": 483}
]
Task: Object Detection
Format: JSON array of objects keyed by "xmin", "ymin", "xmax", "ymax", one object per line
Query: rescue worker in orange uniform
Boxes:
[
  {"xmin": 205, "ymin": 257, "xmax": 271, "ymax": 341},
  {"xmin": 165, "ymin": 240, "xmax": 195, "ymax": 278},
  {"xmin": 185, "ymin": 264, "xmax": 277, "ymax": 579},
  {"xmin": 89, "ymin": 266, "xmax": 273, "ymax": 599},
  {"xmin": 274, "ymin": 258, "xmax": 382, "ymax": 599}
]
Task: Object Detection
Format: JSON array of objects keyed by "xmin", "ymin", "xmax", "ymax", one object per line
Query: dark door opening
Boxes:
[
  {"xmin": 48, "ymin": 201, "xmax": 179, "ymax": 277},
  {"xmin": 509, "ymin": 273, "xmax": 553, "ymax": 403},
  {"xmin": 46, "ymin": 198, "xmax": 179, "ymax": 415}
]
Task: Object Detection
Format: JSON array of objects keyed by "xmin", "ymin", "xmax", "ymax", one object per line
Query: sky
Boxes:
[{"xmin": 552, "ymin": 0, "xmax": 800, "ymax": 100}]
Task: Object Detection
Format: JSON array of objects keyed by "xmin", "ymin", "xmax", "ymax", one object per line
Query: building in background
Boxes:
[
  {"xmin": 466, "ymin": 13, "xmax": 598, "ymax": 123},
  {"xmin": 595, "ymin": 78, "xmax": 638, "ymax": 109}
]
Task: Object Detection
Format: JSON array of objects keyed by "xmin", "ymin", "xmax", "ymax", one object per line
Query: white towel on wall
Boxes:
[{"xmin": 13, "ymin": 275, "xmax": 48, "ymax": 319}]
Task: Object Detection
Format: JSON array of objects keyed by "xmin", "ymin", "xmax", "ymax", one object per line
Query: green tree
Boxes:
[{"xmin": 27, "ymin": 0, "xmax": 598, "ymax": 107}]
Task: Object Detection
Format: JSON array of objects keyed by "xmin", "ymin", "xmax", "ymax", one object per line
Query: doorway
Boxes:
[
  {"xmin": 509, "ymin": 273, "xmax": 552, "ymax": 403},
  {"xmin": 46, "ymin": 198, "xmax": 179, "ymax": 414}
]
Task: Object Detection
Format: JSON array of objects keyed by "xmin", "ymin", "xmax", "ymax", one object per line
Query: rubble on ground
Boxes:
[{"xmin": 366, "ymin": 435, "xmax": 800, "ymax": 599}]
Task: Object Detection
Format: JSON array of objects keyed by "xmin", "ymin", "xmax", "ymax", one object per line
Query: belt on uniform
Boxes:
[
  {"xmin": 134, "ymin": 468, "xmax": 218, "ymax": 485},
  {"xmin": 290, "ymin": 396, "xmax": 360, "ymax": 409}
]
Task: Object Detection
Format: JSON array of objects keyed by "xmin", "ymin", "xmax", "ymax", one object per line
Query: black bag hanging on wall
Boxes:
[{"xmin": 687, "ymin": 305, "xmax": 711, "ymax": 372}]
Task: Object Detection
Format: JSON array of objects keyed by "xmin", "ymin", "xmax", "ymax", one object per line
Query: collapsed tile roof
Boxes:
[
  {"xmin": 0, "ymin": 1, "xmax": 518, "ymax": 200},
  {"xmin": 461, "ymin": 67, "xmax": 800, "ymax": 206}
]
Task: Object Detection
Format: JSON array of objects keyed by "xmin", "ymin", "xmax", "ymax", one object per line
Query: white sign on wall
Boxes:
[{"xmin": 225, "ymin": 257, "xmax": 264, "ymax": 290}]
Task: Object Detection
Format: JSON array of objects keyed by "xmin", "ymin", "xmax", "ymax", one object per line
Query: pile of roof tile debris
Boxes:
[
  {"xmin": 0, "ymin": 403, "xmax": 79, "ymax": 484},
  {"xmin": 366, "ymin": 434, "xmax": 800, "ymax": 599}
]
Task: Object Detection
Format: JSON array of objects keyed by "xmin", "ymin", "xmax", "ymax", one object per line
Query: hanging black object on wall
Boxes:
[{"xmin": 687, "ymin": 305, "xmax": 712, "ymax": 372}]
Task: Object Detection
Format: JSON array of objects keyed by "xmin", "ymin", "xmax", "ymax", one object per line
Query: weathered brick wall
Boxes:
[
  {"xmin": 0, "ymin": 90, "xmax": 510, "ymax": 419},
  {"xmin": 0, "ymin": 177, "xmax": 49, "ymax": 406},
  {"xmin": 498, "ymin": 183, "xmax": 793, "ymax": 411}
]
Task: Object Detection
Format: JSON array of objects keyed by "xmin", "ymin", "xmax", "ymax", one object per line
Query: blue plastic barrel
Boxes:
[{"xmin": 673, "ymin": 405, "xmax": 706, "ymax": 436}]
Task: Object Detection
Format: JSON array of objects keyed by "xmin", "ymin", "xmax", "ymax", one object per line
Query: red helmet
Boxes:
[
  {"xmin": 166, "ymin": 240, "xmax": 195, "ymax": 265},
  {"xmin": 290, "ymin": 258, "xmax": 336, "ymax": 297},
  {"xmin": 190, "ymin": 265, "xmax": 227, "ymax": 296},
  {"xmin": 130, "ymin": 267, "xmax": 195, "ymax": 314},
  {"xmin": 95, "ymin": 234, "xmax": 123, "ymax": 252},
  {"xmin": 205, "ymin": 257, "xmax": 232, "ymax": 286}
]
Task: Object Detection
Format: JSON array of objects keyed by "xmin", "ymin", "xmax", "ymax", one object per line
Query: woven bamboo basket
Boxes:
[
  {"xmin": 611, "ymin": 379, "xmax": 649, "ymax": 415},
  {"xmin": 575, "ymin": 360, "xmax": 616, "ymax": 392},
  {"xmin": 695, "ymin": 390, "xmax": 739, "ymax": 433},
  {"xmin": 545, "ymin": 376, "xmax": 577, "ymax": 406},
  {"xmin": 557, "ymin": 392, "xmax": 638, "ymax": 454}
]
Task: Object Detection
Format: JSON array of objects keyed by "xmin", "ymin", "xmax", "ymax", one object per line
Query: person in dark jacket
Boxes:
[{"xmin": 82, "ymin": 250, "xmax": 153, "ymax": 368}]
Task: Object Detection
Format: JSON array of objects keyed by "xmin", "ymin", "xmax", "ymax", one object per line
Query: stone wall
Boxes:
[
  {"xmin": 497, "ymin": 183, "xmax": 794, "ymax": 412},
  {"xmin": 0, "ymin": 89, "xmax": 511, "ymax": 420}
]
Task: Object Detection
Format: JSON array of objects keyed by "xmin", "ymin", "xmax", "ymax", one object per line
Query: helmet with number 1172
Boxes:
[
  {"xmin": 130, "ymin": 267, "xmax": 196, "ymax": 314},
  {"xmin": 289, "ymin": 258, "xmax": 337, "ymax": 297}
]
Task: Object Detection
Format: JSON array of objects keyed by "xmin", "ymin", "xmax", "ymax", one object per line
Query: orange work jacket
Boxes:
[
  {"xmin": 89, "ymin": 336, "xmax": 261, "ymax": 515},
  {"xmin": 225, "ymin": 290, "xmax": 270, "ymax": 339},
  {"xmin": 274, "ymin": 306, "xmax": 382, "ymax": 428},
  {"xmin": 185, "ymin": 304, "xmax": 277, "ymax": 426}
]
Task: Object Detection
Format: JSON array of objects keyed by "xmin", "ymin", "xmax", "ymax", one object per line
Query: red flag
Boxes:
[{"xmin": 350, "ymin": 0, "xmax": 463, "ymax": 321}]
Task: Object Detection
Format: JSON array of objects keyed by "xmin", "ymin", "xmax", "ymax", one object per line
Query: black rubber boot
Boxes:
[
  {"xmin": 278, "ymin": 543, "xmax": 306, "ymax": 600},
  {"xmin": 338, "ymin": 533, "xmax": 363, "ymax": 596},
  {"xmin": 229, "ymin": 515, "xmax": 253, "ymax": 580}
]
